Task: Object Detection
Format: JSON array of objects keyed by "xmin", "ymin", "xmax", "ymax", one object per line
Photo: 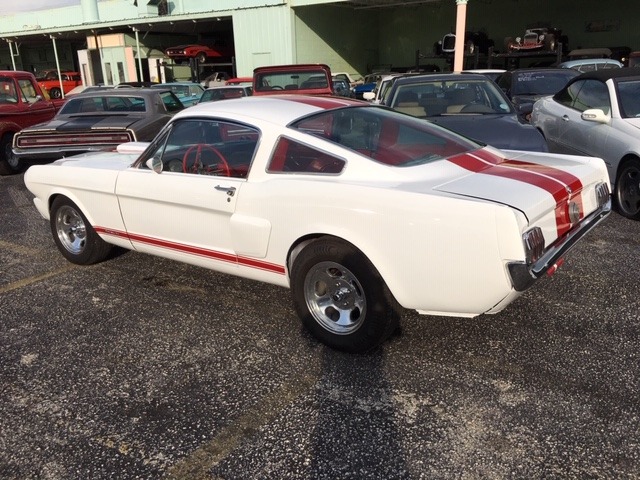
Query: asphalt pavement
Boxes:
[{"xmin": 1, "ymin": 171, "xmax": 639, "ymax": 479}]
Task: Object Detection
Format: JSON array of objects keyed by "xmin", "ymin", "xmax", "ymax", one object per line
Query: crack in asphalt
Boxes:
[{"xmin": 163, "ymin": 371, "xmax": 319, "ymax": 480}]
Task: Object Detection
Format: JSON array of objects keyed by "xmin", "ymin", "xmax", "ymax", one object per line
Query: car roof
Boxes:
[
  {"xmin": 174, "ymin": 94, "xmax": 366, "ymax": 125},
  {"xmin": 69, "ymin": 88, "xmax": 165, "ymax": 98},
  {"xmin": 392, "ymin": 73, "xmax": 491, "ymax": 85},
  {"xmin": 558, "ymin": 58, "xmax": 623, "ymax": 69},
  {"xmin": 504, "ymin": 68, "xmax": 579, "ymax": 75},
  {"xmin": 153, "ymin": 82, "xmax": 201, "ymax": 86},
  {"xmin": 571, "ymin": 66, "xmax": 640, "ymax": 82}
]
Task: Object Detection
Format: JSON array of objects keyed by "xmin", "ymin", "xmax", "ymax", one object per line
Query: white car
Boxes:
[
  {"xmin": 532, "ymin": 68, "xmax": 640, "ymax": 219},
  {"xmin": 24, "ymin": 95, "xmax": 611, "ymax": 352}
]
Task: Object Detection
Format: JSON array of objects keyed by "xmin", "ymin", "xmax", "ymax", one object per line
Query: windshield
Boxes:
[
  {"xmin": 390, "ymin": 78, "xmax": 513, "ymax": 117},
  {"xmin": 512, "ymin": 71, "xmax": 577, "ymax": 95},
  {"xmin": 290, "ymin": 105, "xmax": 478, "ymax": 167}
]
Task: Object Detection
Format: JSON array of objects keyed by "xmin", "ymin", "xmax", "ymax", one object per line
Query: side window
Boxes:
[
  {"xmin": 267, "ymin": 136, "xmax": 345, "ymax": 174},
  {"xmin": 0, "ymin": 78, "xmax": 18, "ymax": 103},
  {"xmin": 143, "ymin": 119, "xmax": 259, "ymax": 178},
  {"xmin": 554, "ymin": 80, "xmax": 584, "ymax": 108},
  {"xmin": 573, "ymin": 79, "xmax": 610, "ymax": 114},
  {"xmin": 18, "ymin": 79, "xmax": 39, "ymax": 103}
]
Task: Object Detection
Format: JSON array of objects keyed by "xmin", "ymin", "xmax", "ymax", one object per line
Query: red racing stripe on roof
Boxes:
[{"xmin": 282, "ymin": 95, "xmax": 360, "ymax": 109}]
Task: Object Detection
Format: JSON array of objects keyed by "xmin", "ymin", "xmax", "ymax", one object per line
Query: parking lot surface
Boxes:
[{"xmin": 1, "ymin": 171, "xmax": 639, "ymax": 479}]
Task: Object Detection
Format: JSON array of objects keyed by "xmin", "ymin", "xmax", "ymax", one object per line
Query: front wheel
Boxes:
[
  {"xmin": 614, "ymin": 158, "xmax": 640, "ymax": 220},
  {"xmin": 0, "ymin": 133, "xmax": 24, "ymax": 176},
  {"xmin": 50, "ymin": 197, "xmax": 113, "ymax": 265},
  {"xmin": 290, "ymin": 237, "xmax": 400, "ymax": 353}
]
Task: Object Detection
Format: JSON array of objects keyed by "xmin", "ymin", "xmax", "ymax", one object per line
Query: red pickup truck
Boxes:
[
  {"xmin": 252, "ymin": 64, "xmax": 334, "ymax": 96},
  {"xmin": 0, "ymin": 70, "xmax": 61, "ymax": 175}
]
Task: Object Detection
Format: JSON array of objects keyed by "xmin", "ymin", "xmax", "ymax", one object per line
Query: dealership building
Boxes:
[{"xmin": 0, "ymin": 0, "xmax": 637, "ymax": 86}]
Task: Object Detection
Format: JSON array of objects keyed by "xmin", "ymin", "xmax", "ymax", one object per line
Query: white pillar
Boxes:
[
  {"xmin": 453, "ymin": 0, "xmax": 468, "ymax": 73},
  {"xmin": 51, "ymin": 36, "xmax": 65, "ymax": 98},
  {"xmin": 8, "ymin": 41, "xmax": 17, "ymax": 71},
  {"xmin": 134, "ymin": 28, "xmax": 144, "ymax": 82}
]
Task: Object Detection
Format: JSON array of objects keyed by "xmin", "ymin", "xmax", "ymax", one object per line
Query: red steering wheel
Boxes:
[{"xmin": 182, "ymin": 144, "xmax": 231, "ymax": 176}]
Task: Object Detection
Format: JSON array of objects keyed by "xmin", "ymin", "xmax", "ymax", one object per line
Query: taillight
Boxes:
[{"xmin": 523, "ymin": 227, "xmax": 545, "ymax": 264}]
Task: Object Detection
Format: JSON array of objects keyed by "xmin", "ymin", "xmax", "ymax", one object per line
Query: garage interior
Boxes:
[{"xmin": 0, "ymin": 0, "xmax": 637, "ymax": 83}]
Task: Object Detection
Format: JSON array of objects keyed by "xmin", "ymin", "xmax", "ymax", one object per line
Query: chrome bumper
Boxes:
[{"xmin": 508, "ymin": 199, "xmax": 612, "ymax": 292}]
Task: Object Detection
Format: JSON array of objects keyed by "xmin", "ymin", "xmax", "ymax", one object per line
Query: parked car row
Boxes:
[
  {"xmin": 13, "ymin": 62, "xmax": 638, "ymax": 225},
  {"xmin": 2, "ymin": 63, "xmax": 625, "ymax": 353},
  {"xmin": 22, "ymin": 95, "xmax": 612, "ymax": 353}
]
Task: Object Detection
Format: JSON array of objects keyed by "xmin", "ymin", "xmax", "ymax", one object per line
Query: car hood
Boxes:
[
  {"xmin": 623, "ymin": 117, "xmax": 640, "ymax": 129},
  {"xmin": 24, "ymin": 115, "xmax": 145, "ymax": 133},
  {"xmin": 52, "ymin": 150, "xmax": 138, "ymax": 170},
  {"xmin": 511, "ymin": 94, "xmax": 548, "ymax": 105},
  {"xmin": 429, "ymin": 114, "xmax": 548, "ymax": 152},
  {"xmin": 429, "ymin": 146, "xmax": 606, "ymax": 237}
]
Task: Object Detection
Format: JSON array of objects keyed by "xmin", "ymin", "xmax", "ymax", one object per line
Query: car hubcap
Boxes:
[
  {"xmin": 304, "ymin": 261, "xmax": 366, "ymax": 335},
  {"xmin": 618, "ymin": 166, "xmax": 640, "ymax": 216},
  {"xmin": 56, "ymin": 205, "xmax": 87, "ymax": 254},
  {"xmin": 4, "ymin": 142, "xmax": 19, "ymax": 169}
]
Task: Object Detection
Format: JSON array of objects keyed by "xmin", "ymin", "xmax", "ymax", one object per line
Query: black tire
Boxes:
[
  {"xmin": 50, "ymin": 196, "xmax": 113, "ymax": 265},
  {"xmin": 614, "ymin": 158, "xmax": 640, "ymax": 220},
  {"xmin": 290, "ymin": 237, "xmax": 401, "ymax": 353},
  {"xmin": 0, "ymin": 132, "xmax": 24, "ymax": 176},
  {"xmin": 465, "ymin": 40, "xmax": 475, "ymax": 55},
  {"xmin": 544, "ymin": 34, "xmax": 556, "ymax": 52},
  {"xmin": 197, "ymin": 52, "xmax": 207, "ymax": 64},
  {"xmin": 49, "ymin": 87, "xmax": 62, "ymax": 99}
]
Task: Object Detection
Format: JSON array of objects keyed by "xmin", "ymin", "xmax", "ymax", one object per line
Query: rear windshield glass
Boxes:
[
  {"xmin": 290, "ymin": 106, "xmax": 478, "ymax": 167},
  {"xmin": 60, "ymin": 96, "xmax": 147, "ymax": 114}
]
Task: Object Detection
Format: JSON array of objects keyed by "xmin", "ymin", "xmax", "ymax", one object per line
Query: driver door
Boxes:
[{"xmin": 115, "ymin": 118, "xmax": 258, "ymax": 273}]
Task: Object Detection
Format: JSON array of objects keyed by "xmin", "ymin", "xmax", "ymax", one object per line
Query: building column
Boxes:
[{"xmin": 453, "ymin": 0, "xmax": 468, "ymax": 72}]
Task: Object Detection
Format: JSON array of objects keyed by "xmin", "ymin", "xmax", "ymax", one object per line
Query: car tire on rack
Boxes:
[
  {"xmin": 290, "ymin": 236, "xmax": 401, "ymax": 353},
  {"xmin": 614, "ymin": 157, "xmax": 640, "ymax": 220},
  {"xmin": 50, "ymin": 196, "xmax": 113, "ymax": 265}
]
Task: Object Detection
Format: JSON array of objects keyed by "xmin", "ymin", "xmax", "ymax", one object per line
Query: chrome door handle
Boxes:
[
  {"xmin": 215, "ymin": 185, "xmax": 236, "ymax": 196},
  {"xmin": 562, "ymin": 115, "xmax": 570, "ymax": 122}
]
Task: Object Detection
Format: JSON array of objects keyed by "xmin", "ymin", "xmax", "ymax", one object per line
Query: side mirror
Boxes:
[
  {"xmin": 146, "ymin": 156, "xmax": 163, "ymax": 173},
  {"xmin": 516, "ymin": 102, "xmax": 534, "ymax": 117},
  {"xmin": 581, "ymin": 108, "xmax": 609, "ymax": 124},
  {"xmin": 362, "ymin": 91, "xmax": 375, "ymax": 101}
]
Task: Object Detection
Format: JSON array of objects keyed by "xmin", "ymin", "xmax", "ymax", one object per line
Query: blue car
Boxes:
[
  {"xmin": 151, "ymin": 82, "xmax": 205, "ymax": 107},
  {"xmin": 383, "ymin": 73, "xmax": 548, "ymax": 152}
]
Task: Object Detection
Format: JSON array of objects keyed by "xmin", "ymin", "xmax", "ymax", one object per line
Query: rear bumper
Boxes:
[
  {"xmin": 507, "ymin": 198, "xmax": 612, "ymax": 291},
  {"xmin": 13, "ymin": 145, "xmax": 115, "ymax": 160}
]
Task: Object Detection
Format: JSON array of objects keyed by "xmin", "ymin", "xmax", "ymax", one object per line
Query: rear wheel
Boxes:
[
  {"xmin": 50, "ymin": 197, "xmax": 113, "ymax": 265},
  {"xmin": 614, "ymin": 158, "xmax": 640, "ymax": 220},
  {"xmin": 49, "ymin": 87, "xmax": 62, "ymax": 99},
  {"xmin": 290, "ymin": 237, "xmax": 400, "ymax": 353},
  {"xmin": 0, "ymin": 133, "xmax": 23, "ymax": 176}
]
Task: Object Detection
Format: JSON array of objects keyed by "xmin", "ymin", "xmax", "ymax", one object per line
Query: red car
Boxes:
[
  {"xmin": 504, "ymin": 27, "xmax": 570, "ymax": 53},
  {"xmin": 37, "ymin": 70, "xmax": 82, "ymax": 99},
  {"xmin": 165, "ymin": 44, "xmax": 233, "ymax": 64}
]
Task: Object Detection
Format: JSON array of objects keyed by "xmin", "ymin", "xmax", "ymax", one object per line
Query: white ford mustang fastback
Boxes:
[{"xmin": 24, "ymin": 95, "xmax": 611, "ymax": 352}]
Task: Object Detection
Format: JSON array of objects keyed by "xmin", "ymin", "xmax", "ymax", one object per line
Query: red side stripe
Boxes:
[{"xmin": 94, "ymin": 227, "xmax": 286, "ymax": 275}]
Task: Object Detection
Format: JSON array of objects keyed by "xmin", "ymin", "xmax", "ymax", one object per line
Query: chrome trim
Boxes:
[{"xmin": 508, "ymin": 198, "xmax": 611, "ymax": 292}]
